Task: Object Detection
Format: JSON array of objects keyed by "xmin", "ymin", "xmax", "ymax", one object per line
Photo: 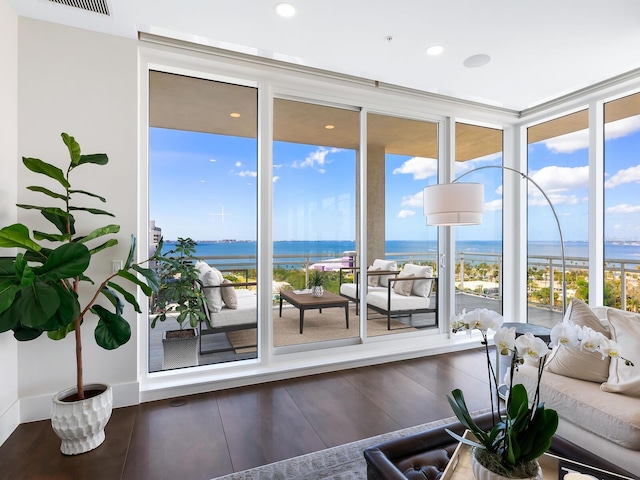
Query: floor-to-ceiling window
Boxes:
[
  {"xmin": 272, "ymin": 98, "xmax": 359, "ymax": 349},
  {"xmin": 367, "ymin": 112, "xmax": 439, "ymax": 336},
  {"xmin": 454, "ymin": 123, "xmax": 503, "ymax": 317},
  {"xmin": 604, "ymin": 92, "xmax": 640, "ymax": 312},
  {"xmin": 527, "ymin": 110, "xmax": 588, "ymax": 326},
  {"xmin": 148, "ymin": 71, "xmax": 258, "ymax": 371}
]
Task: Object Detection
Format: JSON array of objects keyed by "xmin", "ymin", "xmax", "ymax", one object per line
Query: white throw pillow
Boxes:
[
  {"xmin": 392, "ymin": 272, "xmax": 414, "ymax": 297},
  {"xmin": 545, "ymin": 298, "xmax": 611, "ymax": 383},
  {"xmin": 367, "ymin": 266, "xmax": 381, "ymax": 287},
  {"xmin": 194, "ymin": 261, "xmax": 224, "ymax": 313},
  {"xmin": 371, "ymin": 259, "xmax": 397, "ymax": 287},
  {"xmin": 220, "ymin": 279, "xmax": 238, "ymax": 309},
  {"xmin": 601, "ymin": 308, "xmax": 640, "ymax": 397},
  {"xmin": 401, "ymin": 263, "xmax": 434, "ymax": 297}
]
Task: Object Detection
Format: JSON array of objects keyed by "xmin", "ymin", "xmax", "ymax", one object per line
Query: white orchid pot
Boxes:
[
  {"xmin": 471, "ymin": 449, "xmax": 542, "ymax": 480},
  {"xmin": 51, "ymin": 383, "xmax": 113, "ymax": 455}
]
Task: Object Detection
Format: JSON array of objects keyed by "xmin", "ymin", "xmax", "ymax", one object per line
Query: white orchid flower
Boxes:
[
  {"xmin": 450, "ymin": 309, "xmax": 468, "ymax": 334},
  {"xmin": 494, "ymin": 327, "xmax": 516, "ymax": 356},
  {"xmin": 515, "ymin": 332, "xmax": 549, "ymax": 361},
  {"xmin": 464, "ymin": 308, "xmax": 503, "ymax": 333},
  {"xmin": 598, "ymin": 336, "xmax": 622, "ymax": 360},
  {"xmin": 550, "ymin": 320, "xmax": 580, "ymax": 348},
  {"xmin": 580, "ymin": 327, "xmax": 603, "ymax": 353}
]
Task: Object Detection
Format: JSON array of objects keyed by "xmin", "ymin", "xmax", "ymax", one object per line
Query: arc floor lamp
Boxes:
[{"xmin": 423, "ymin": 165, "xmax": 567, "ymax": 315}]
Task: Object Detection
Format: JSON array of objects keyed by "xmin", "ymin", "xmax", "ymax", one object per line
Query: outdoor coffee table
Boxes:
[{"xmin": 279, "ymin": 289, "xmax": 349, "ymax": 334}]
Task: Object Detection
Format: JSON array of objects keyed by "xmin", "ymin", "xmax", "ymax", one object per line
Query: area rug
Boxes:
[
  {"xmin": 211, "ymin": 412, "xmax": 482, "ymax": 480},
  {"xmin": 226, "ymin": 306, "xmax": 419, "ymax": 352}
]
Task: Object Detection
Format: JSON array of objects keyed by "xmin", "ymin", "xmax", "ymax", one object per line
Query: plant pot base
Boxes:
[{"xmin": 51, "ymin": 383, "xmax": 113, "ymax": 455}]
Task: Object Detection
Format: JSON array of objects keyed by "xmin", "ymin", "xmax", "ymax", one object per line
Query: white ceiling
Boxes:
[{"xmin": 9, "ymin": 0, "xmax": 640, "ymax": 110}]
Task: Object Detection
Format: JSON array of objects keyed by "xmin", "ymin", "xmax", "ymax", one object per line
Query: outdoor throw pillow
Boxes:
[
  {"xmin": 393, "ymin": 273, "xmax": 415, "ymax": 297},
  {"xmin": 601, "ymin": 308, "xmax": 640, "ymax": 396},
  {"xmin": 220, "ymin": 279, "xmax": 238, "ymax": 309},
  {"xmin": 401, "ymin": 263, "xmax": 434, "ymax": 297},
  {"xmin": 371, "ymin": 259, "xmax": 397, "ymax": 287},
  {"xmin": 367, "ymin": 266, "xmax": 381, "ymax": 287},
  {"xmin": 545, "ymin": 298, "xmax": 611, "ymax": 383},
  {"xmin": 195, "ymin": 260, "xmax": 224, "ymax": 313}
]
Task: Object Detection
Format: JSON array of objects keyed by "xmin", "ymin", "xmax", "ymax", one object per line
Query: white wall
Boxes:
[
  {"xmin": 0, "ymin": 0, "xmax": 20, "ymax": 446},
  {"xmin": 17, "ymin": 18, "xmax": 140, "ymax": 421}
]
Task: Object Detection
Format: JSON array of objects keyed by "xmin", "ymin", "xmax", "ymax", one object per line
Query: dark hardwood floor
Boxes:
[{"xmin": 0, "ymin": 347, "xmax": 494, "ymax": 480}]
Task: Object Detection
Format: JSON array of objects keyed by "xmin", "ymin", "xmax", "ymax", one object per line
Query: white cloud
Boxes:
[
  {"xmin": 400, "ymin": 191, "xmax": 424, "ymax": 208},
  {"xmin": 530, "ymin": 165, "xmax": 589, "ymax": 192},
  {"xmin": 209, "ymin": 158, "xmax": 216, "ymax": 162},
  {"xmin": 605, "ymin": 164, "xmax": 640, "ymax": 188},
  {"xmin": 606, "ymin": 203, "xmax": 640, "ymax": 214},
  {"xmin": 238, "ymin": 170, "xmax": 257, "ymax": 177},
  {"xmin": 235, "ymin": 161, "xmax": 242, "ymax": 167},
  {"xmin": 484, "ymin": 199, "xmax": 502, "ymax": 211},
  {"xmin": 539, "ymin": 116, "xmax": 640, "ymax": 154},
  {"xmin": 397, "ymin": 209, "xmax": 416, "ymax": 218},
  {"xmin": 392, "ymin": 157, "xmax": 437, "ymax": 180},
  {"xmin": 273, "ymin": 176, "xmax": 280, "ymax": 183},
  {"xmin": 292, "ymin": 147, "xmax": 340, "ymax": 170}
]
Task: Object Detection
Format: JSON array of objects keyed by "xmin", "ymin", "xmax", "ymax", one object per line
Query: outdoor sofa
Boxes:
[{"xmin": 339, "ymin": 259, "xmax": 438, "ymax": 330}]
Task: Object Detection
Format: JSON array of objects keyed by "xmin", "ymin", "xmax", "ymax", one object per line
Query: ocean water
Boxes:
[{"xmin": 163, "ymin": 240, "xmax": 640, "ymax": 262}]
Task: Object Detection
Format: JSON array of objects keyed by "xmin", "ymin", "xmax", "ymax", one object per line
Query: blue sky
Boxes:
[{"xmin": 150, "ymin": 117, "xmax": 640, "ymax": 243}]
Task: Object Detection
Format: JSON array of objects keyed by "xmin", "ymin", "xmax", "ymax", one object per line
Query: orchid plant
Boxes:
[{"xmin": 447, "ymin": 308, "xmax": 632, "ymax": 478}]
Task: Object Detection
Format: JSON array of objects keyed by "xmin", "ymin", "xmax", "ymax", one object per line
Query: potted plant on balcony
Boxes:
[
  {"xmin": 0, "ymin": 133, "xmax": 160, "ymax": 455},
  {"xmin": 308, "ymin": 269, "xmax": 326, "ymax": 297},
  {"xmin": 151, "ymin": 237, "xmax": 205, "ymax": 369}
]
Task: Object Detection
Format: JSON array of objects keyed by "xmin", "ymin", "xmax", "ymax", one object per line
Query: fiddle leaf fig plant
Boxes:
[{"xmin": 0, "ymin": 133, "xmax": 160, "ymax": 400}]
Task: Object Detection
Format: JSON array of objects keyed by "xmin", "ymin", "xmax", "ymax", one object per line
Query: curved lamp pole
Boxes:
[{"xmin": 423, "ymin": 165, "xmax": 567, "ymax": 315}]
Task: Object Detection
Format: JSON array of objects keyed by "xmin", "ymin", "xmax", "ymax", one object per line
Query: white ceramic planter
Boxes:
[
  {"xmin": 51, "ymin": 383, "xmax": 113, "ymax": 455},
  {"xmin": 312, "ymin": 286, "xmax": 324, "ymax": 297},
  {"xmin": 471, "ymin": 449, "xmax": 542, "ymax": 480}
]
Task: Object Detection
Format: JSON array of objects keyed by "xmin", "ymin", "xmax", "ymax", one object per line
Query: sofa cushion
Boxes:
[
  {"xmin": 601, "ymin": 308, "xmax": 640, "ymax": 397},
  {"xmin": 401, "ymin": 263, "xmax": 434, "ymax": 297},
  {"xmin": 392, "ymin": 273, "xmax": 414, "ymax": 296},
  {"xmin": 515, "ymin": 363, "xmax": 640, "ymax": 450},
  {"xmin": 220, "ymin": 279, "xmax": 238, "ymax": 309},
  {"xmin": 371, "ymin": 259, "xmax": 397, "ymax": 287},
  {"xmin": 195, "ymin": 260, "xmax": 224, "ymax": 313},
  {"xmin": 367, "ymin": 266, "xmax": 381, "ymax": 287},
  {"xmin": 367, "ymin": 290, "xmax": 432, "ymax": 312},
  {"xmin": 546, "ymin": 298, "xmax": 611, "ymax": 383}
]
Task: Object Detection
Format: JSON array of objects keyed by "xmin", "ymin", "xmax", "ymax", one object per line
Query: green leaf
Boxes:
[
  {"xmin": 68, "ymin": 206, "xmax": 115, "ymax": 217},
  {"xmin": 69, "ymin": 189, "xmax": 106, "ymax": 202},
  {"xmin": 77, "ymin": 153, "xmax": 108, "ymax": 166},
  {"xmin": 26, "ymin": 185, "xmax": 67, "ymax": 200},
  {"xmin": 42, "ymin": 208, "xmax": 74, "ymax": 235},
  {"xmin": 89, "ymin": 238, "xmax": 118, "ymax": 255},
  {"xmin": 0, "ymin": 283, "xmax": 21, "ymax": 315},
  {"xmin": 76, "ymin": 224, "xmax": 120, "ymax": 244},
  {"xmin": 16, "ymin": 281, "xmax": 60, "ymax": 328},
  {"xmin": 0, "ymin": 305, "xmax": 19, "ymax": 333},
  {"xmin": 22, "ymin": 157, "xmax": 70, "ymax": 188},
  {"xmin": 100, "ymin": 285, "xmax": 125, "ymax": 315},
  {"xmin": 47, "ymin": 319, "xmax": 77, "ymax": 340},
  {"xmin": 33, "ymin": 231, "xmax": 70, "ymax": 242},
  {"xmin": 106, "ymin": 281, "xmax": 140, "ymax": 313},
  {"xmin": 32, "ymin": 242, "xmax": 91, "ymax": 280},
  {"xmin": 132, "ymin": 264, "xmax": 160, "ymax": 293},
  {"xmin": 0, "ymin": 224, "xmax": 42, "ymax": 251},
  {"xmin": 13, "ymin": 325, "xmax": 43, "ymax": 341},
  {"xmin": 446, "ymin": 389, "xmax": 491, "ymax": 445},
  {"xmin": 125, "ymin": 235, "xmax": 136, "ymax": 268},
  {"xmin": 115, "ymin": 270, "xmax": 152, "ymax": 296},
  {"xmin": 92, "ymin": 305, "xmax": 131, "ymax": 349},
  {"xmin": 62, "ymin": 132, "xmax": 81, "ymax": 165}
]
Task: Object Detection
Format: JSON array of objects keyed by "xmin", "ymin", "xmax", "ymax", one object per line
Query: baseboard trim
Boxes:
[
  {"xmin": 0, "ymin": 400, "xmax": 20, "ymax": 447},
  {"xmin": 19, "ymin": 381, "xmax": 140, "ymax": 423}
]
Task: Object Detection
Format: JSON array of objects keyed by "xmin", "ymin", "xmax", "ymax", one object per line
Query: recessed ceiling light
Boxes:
[
  {"xmin": 463, "ymin": 54, "xmax": 491, "ymax": 68},
  {"xmin": 230, "ymin": 112, "xmax": 241, "ymax": 118},
  {"xmin": 325, "ymin": 124, "xmax": 335, "ymax": 130},
  {"xmin": 426, "ymin": 45, "xmax": 443, "ymax": 56},
  {"xmin": 275, "ymin": 2, "xmax": 295, "ymax": 17}
]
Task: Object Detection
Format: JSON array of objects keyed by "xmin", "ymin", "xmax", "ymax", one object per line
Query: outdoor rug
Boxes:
[
  {"xmin": 227, "ymin": 305, "xmax": 420, "ymax": 352},
  {"xmin": 211, "ymin": 412, "xmax": 485, "ymax": 480}
]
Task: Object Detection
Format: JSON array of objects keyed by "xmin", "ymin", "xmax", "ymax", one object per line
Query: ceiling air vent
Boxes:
[{"xmin": 48, "ymin": 0, "xmax": 110, "ymax": 16}]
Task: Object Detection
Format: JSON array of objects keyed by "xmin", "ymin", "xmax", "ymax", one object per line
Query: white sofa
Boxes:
[
  {"xmin": 514, "ymin": 302, "xmax": 640, "ymax": 476},
  {"xmin": 339, "ymin": 260, "xmax": 438, "ymax": 330}
]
